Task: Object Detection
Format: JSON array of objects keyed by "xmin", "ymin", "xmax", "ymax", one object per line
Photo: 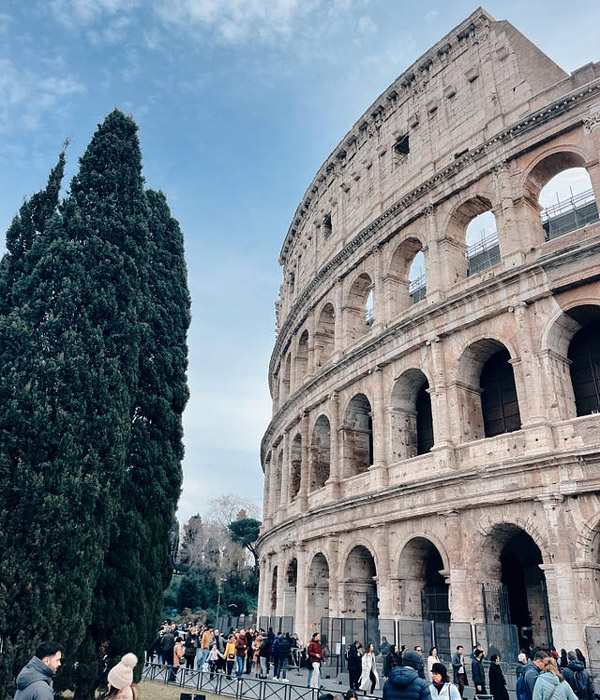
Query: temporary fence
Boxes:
[
  {"xmin": 142, "ymin": 663, "xmax": 318, "ymax": 700},
  {"xmin": 474, "ymin": 623, "xmax": 519, "ymax": 664},
  {"xmin": 258, "ymin": 617, "xmax": 295, "ymax": 635}
]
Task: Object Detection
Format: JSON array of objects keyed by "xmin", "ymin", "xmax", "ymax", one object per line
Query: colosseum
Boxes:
[{"xmin": 258, "ymin": 8, "xmax": 600, "ymax": 664}]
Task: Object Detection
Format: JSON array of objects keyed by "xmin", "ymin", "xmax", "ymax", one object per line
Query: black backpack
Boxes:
[{"xmin": 573, "ymin": 670, "xmax": 588, "ymax": 699}]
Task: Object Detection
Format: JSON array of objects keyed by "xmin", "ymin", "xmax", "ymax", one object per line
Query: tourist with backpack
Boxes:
[
  {"xmin": 532, "ymin": 657, "xmax": 578, "ymax": 700},
  {"xmin": 521, "ymin": 651, "xmax": 550, "ymax": 700},
  {"xmin": 562, "ymin": 651, "xmax": 594, "ymax": 700}
]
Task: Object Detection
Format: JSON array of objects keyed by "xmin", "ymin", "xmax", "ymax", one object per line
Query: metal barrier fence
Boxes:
[
  {"xmin": 258, "ymin": 617, "xmax": 295, "ymax": 634},
  {"xmin": 215, "ymin": 615, "xmax": 259, "ymax": 632},
  {"xmin": 142, "ymin": 663, "xmax": 319, "ymax": 700},
  {"xmin": 474, "ymin": 623, "xmax": 519, "ymax": 663}
]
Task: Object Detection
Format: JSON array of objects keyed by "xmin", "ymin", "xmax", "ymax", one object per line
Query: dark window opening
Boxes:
[
  {"xmin": 394, "ymin": 134, "xmax": 410, "ymax": 161},
  {"xmin": 480, "ymin": 348, "xmax": 522, "ymax": 437},
  {"xmin": 416, "ymin": 384, "xmax": 434, "ymax": 454},
  {"xmin": 569, "ymin": 320, "xmax": 600, "ymax": 416},
  {"xmin": 323, "ymin": 213, "xmax": 332, "ymax": 239}
]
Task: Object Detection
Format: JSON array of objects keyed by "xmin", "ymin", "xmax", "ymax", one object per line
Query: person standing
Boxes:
[
  {"xmin": 451, "ymin": 646, "xmax": 468, "ymax": 698},
  {"xmin": 105, "ymin": 653, "xmax": 139, "ymax": 700},
  {"xmin": 382, "ymin": 651, "xmax": 430, "ymax": 700},
  {"xmin": 224, "ymin": 635, "xmax": 237, "ymax": 679},
  {"xmin": 383, "ymin": 645, "xmax": 402, "ymax": 682},
  {"xmin": 359, "ymin": 643, "xmax": 379, "ymax": 695},
  {"xmin": 235, "ymin": 630, "xmax": 248, "ymax": 679},
  {"xmin": 276, "ymin": 633, "xmax": 292, "ymax": 681},
  {"xmin": 562, "ymin": 651, "xmax": 595, "ymax": 700},
  {"xmin": 532, "ymin": 657, "xmax": 578, "ymax": 700},
  {"xmin": 427, "ymin": 648, "xmax": 440, "ymax": 681},
  {"xmin": 169, "ymin": 637, "xmax": 184, "ymax": 682},
  {"xmin": 472, "ymin": 649, "xmax": 486, "ymax": 695},
  {"xmin": 14, "ymin": 642, "xmax": 63, "ymax": 700},
  {"xmin": 523, "ymin": 651, "xmax": 550, "ymax": 700},
  {"xmin": 430, "ymin": 662, "xmax": 462, "ymax": 700},
  {"xmin": 307, "ymin": 632, "xmax": 325, "ymax": 689},
  {"xmin": 489, "ymin": 655, "xmax": 509, "ymax": 700},
  {"xmin": 348, "ymin": 642, "xmax": 363, "ymax": 690}
]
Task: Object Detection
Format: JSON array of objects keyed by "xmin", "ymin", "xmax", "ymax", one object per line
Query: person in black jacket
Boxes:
[
  {"xmin": 383, "ymin": 651, "xmax": 430, "ymax": 700},
  {"xmin": 489, "ymin": 654, "xmax": 509, "ymax": 700},
  {"xmin": 562, "ymin": 651, "xmax": 595, "ymax": 700},
  {"xmin": 383, "ymin": 645, "xmax": 402, "ymax": 681},
  {"xmin": 347, "ymin": 641, "xmax": 363, "ymax": 690},
  {"xmin": 277, "ymin": 634, "xmax": 292, "ymax": 681},
  {"xmin": 472, "ymin": 649, "xmax": 486, "ymax": 695}
]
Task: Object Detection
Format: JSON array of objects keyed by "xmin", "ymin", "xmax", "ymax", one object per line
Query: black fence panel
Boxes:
[
  {"xmin": 474, "ymin": 623, "xmax": 519, "ymax": 663},
  {"xmin": 397, "ymin": 619, "xmax": 433, "ymax": 654}
]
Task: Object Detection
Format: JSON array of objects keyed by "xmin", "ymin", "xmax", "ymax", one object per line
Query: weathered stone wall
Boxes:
[{"xmin": 259, "ymin": 7, "xmax": 600, "ymax": 656}]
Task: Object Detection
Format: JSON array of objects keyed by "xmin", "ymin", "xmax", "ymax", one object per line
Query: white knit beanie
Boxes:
[{"xmin": 108, "ymin": 653, "xmax": 138, "ymax": 690}]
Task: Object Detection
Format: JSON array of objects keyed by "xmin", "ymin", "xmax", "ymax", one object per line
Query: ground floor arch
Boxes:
[
  {"xmin": 307, "ymin": 553, "xmax": 329, "ymax": 631},
  {"xmin": 397, "ymin": 537, "xmax": 449, "ymax": 622}
]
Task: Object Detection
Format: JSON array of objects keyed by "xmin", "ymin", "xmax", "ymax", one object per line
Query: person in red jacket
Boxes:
[
  {"xmin": 307, "ymin": 632, "xmax": 325, "ymax": 689},
  {"xmin": 235, "ymin": 630, "xmax": 248, "ymax": 678}
]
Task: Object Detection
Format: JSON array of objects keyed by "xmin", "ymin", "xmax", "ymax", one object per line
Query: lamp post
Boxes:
[{"xmin": 216, "ymin": 578, "xmax": 226, "ymax": 619}]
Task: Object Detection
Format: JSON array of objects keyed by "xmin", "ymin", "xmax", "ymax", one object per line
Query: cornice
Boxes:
[{"xmin": 269, "ymin": 80, "xmax": 600, "ymax": 391}]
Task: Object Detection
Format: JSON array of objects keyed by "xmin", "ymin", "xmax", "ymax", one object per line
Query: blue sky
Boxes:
[{"xmin": 1, "ymin": 0, "xmax": 599, "ymax": 524}]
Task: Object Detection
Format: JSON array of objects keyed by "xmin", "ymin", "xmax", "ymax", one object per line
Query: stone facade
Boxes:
[{"xmin": 258, "ymin": 8, "xmax": 600, "ymax": 658}]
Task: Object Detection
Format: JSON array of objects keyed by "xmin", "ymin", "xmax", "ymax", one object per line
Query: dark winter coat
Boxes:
[
  {"xmin": 489, "ymin": 662, "xmax": 509, "ymax": 700},
  {"xmin": 472, "ymin": 658, "xmax": 486, "ymax": 691},
  {"xmin": 348, "ymin": 645, "xmax": 362, "ymax": 673},
  {"xmin": 384, "ymin": 652, "xmax": 402, "ymax": 677},
  {"xmin": 451, "ymin": 653, "xmax": 468, "ymax": 685},
  {"xmin": 277, "ymin": 636, "xmax": 292, "ymax": 660},
  {"xmin": 522, "ymin": 660, "xmax": 540, "ymax": 700},
  {"xmin": 13, "ymin": 657, "xmax": 55, "ymax": 700},
  {"xmin": 383, "ymin": 666, "xmax": 431, "ymax": 700},
  {"xmin": 562, "ymin": 661, "xmax": 595, "ymax": 700}
]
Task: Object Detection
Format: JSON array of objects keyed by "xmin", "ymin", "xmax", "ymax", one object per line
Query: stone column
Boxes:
[
  {"xmin": 426, "ymin": 335, "xmax": 455, "ymax": 456},
  {"xmin": 375, "ymin": 527, "xmax": 393, "ymax": 619},
  {"xmin": 275, "ymin": 551, "xmax": 287, "ymax": 617},
  {"xmin": 328, "ymin": 538, "xmax": 341, "ymax": 618},
  {"xmin": 295, "ymin": 544, "xmax": 309, "ymax": 641},
  {"xmin": 262, "ymin": 456, "xmax": 272, "ymax": 528},
  {"xmin": 370, "ymin": 366, "xmax": 389, "ymax": 486},
  {"xmin": 371, "ymin": 245, "xmax": 386, "ymax": 330},
  {"xmin": 492, "ymin": 161, "xmax": 527, "ymax": 265},
  {"xmin": 509, "ymin": 301, "xmax": 555, "ymax": 450},
  {"xmin": 279, "ymin": 432, "xmax": 290, "ymax": 513},
  {"xmin": 444, "ymin": 511, "xmax": 473, "ymax": 622},
  {"xmin": 421, "ymin": 204, "xmax": 444, "ymax": 303},
  {"xmin": 327, "ymin": 392, "xmax": 342, "ymax": 499},
  {"xmin": 299, "ymin": 412, "xmax": 310, "ymax": 512},
  {"xmin": 258, "ymin": 556, "xmax": 268, "ymax": 618},
  {"xmin": 334, "ymin": 278, "xmax": 344, "ymax": 358}
]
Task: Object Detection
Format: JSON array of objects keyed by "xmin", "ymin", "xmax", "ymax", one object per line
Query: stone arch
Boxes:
[
  {"xmin": 307, "ymin": 552, "xmax": 330, "ymax": 631},
  {"xmin": 310, "ymin": 414, "xmax": 331, "ymax": 491},
  {"xmin": 477, "ymin": 521, "xmax": 552, "ymax": 650},
  {"xmin": 523, "ymin": 147, "xmax": 599, "ymax": 243},
  {"xmin": 456, "ymin": 337, "xmax": 522, "ymax": 441},
  {"xmin": 296, "ymin": 329, "xmax": 309, "ymax": 386},
  {"xmin": 346, "ymin": 272, "xmax": 374, "ymax": 340},
  {"xmin": 315, "ymin": 302, "xmax": 335, "ymax": 366},
  {"xmin": 289, "ymin": 432, "xmax": 302, "ymax": 500},
  {"xmin": 342, "ymin": 544, "xmax": 379, "ymax": 620},
  {"xmin": 396, "ymin": 536, "xmax": 450, "ymax": 621},
  {"xmin": 390, "ymin": 368, "xmax": 434, "ymax": 461},
  {"xmin": 445, "ymin": 194, "xmax": 497, "ymax": 281},
  {"xmin": 387, "ymin": 236, "xmax": 426, "ymax": 315},
  {"xmin": 542, "ymin": 303, "xmax": 600, "ymax": 420},
  {"xmin": 283, "ymin": 556, "xmax": 297, "ymax": 618},
  {"xmin": 342, "ymin": 393, "xmax": 373, "ymax": 478}
]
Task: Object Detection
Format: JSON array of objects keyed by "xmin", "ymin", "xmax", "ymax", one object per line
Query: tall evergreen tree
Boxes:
[
  {"xmin": 81, "ymin": 189, "xmax": 190, "ymax": 694},
  {"xmin": 0, "ymin": 111, "xmax": 150, "ymax": 698}
]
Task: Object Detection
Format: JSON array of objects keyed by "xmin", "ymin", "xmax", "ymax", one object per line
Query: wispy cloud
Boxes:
[
  {"xmin": 48, "ymin": 0, "xmax": 141, "ymax": 29},
  {"xmin": 0, "ymin": 58, "xmax": 85, "ymax": 133}
]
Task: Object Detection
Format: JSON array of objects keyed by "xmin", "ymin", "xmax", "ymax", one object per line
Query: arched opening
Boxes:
[
  {"xmin": 315, "ymin": 303, "xmax": 335, "ymax": 366},
  {"xmin": 310, "ymin": 415, "xmax": 331, "ymax": 491},
  {"xmin": 481, "ymin": 525, "xmax": 552, "ymax": 651},
  {"xmin": 390, "ymin": 370, "xmax": 434, "ymax": 462},
  {"xmin": 387, "ymin": 237, "xmax": 424, "ymax": 315},
  {"xmin": 397, "ymin": 537, "xmax": 449, "ymax": 622},
  {"xmin": 458, "ymin": 338, "xmax": 522, "ymax": 442},
  {"xmin": 568, "ymin": 312, "xmax": 600, "ymax": 417},
  {"xmin": 307, "ymin": 553, "xmax": 329, "ymax": 631},
  {"xmin": 480, "ymin": 348, "xmax": 522, "ymax": 437},
  {"xmin": 290, "ymin": 433, "xmax": 302, "ymax": 500},
  {"xmin": 408, "ymin": 250, "xmax": 426, "ymax": 304},
  {"xmin": 283, "ymin": 557, "xmax": 297, "ymax": 618},
  {"xmin": 532, "ymin": 158, "xmax": 599, "ymax": 240},
  {"xmin": 342, "ymin": 393, "xmax": 373, "ymax": 478},
  {"xmin": 347, "ymin": 273, "xmax": 374, "ymax": 340},
  {"xmin": 465, "ymin": 208, "xmax": 500, "ymax": 276},
  {"xmin": 343, "ymin": 545, "xmax": 379, "ymax": 625},
  {"xmin": 270, "ymin": 566, "xmax": 278, "ymax": 615},
  {"xmin": 296, "ymin": 330, "xmax": 309, "ymax": 386}
]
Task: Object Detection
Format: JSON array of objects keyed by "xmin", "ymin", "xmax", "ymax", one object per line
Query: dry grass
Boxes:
[{"xmin": 139, "ymin": 680, "xmax": 221, "ymax": 700}]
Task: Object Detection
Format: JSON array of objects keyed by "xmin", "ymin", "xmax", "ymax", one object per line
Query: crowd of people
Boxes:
[{"xmin": 11, "ymin": 634, "xmax": 598, "ymax": 700}]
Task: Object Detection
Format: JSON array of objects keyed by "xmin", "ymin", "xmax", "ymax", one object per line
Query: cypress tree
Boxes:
[
  {"xmin": 82, "ymin": 189, "xmax": 190, "ymax": 692},
  {"xmin": 0, "ymin": 111, "xmax": 149, "ymax": 698}
]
